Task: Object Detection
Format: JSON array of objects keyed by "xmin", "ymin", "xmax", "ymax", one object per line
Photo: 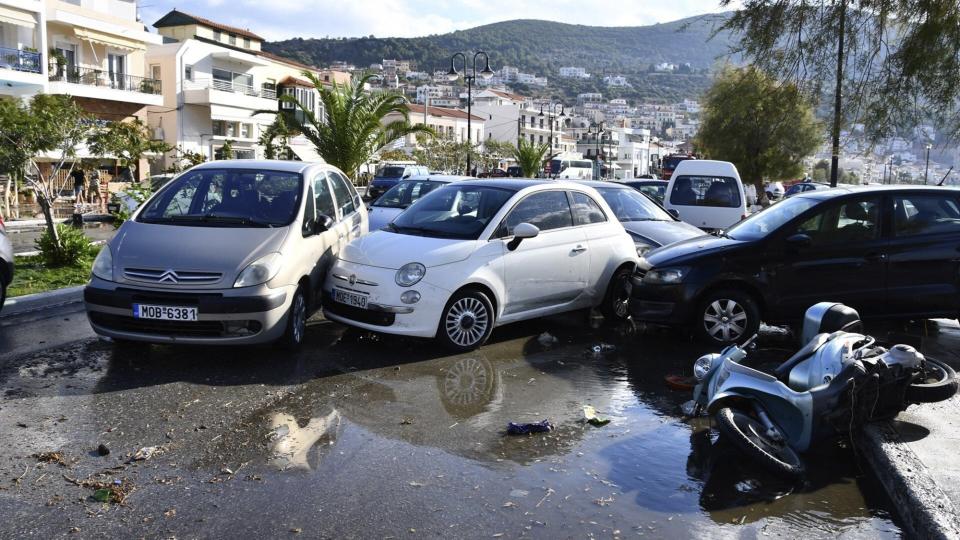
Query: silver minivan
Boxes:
[{"xmin": 84, "ymin": 160, "xmax": 367, "ymax": 348}]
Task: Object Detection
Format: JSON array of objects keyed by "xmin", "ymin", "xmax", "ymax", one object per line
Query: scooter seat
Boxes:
[{"xmin": 774, "ymin": 333, "xmax": 831, "ymax": 382}]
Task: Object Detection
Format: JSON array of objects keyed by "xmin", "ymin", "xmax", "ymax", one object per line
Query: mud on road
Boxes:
[{"xmin": 0, "ymin": 314, "xmax": 900, "ymax": 538}]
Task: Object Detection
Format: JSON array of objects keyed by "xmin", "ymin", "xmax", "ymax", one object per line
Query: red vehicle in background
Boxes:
[{"xmin": 660, "ymin": 154, "xmax": 697, "ymax": 180}]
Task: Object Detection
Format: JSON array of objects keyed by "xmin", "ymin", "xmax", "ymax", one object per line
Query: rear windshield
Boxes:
[
  {"xmin": 388, "ymin": 185, "xmax": 514, "ymax": 240},
  {"xmin": 669, "ymin": 175, "xmax": 742, "ymax": 208},
  {"xmin": 138, "ymin": 168, "xmax": 302, "ymax": 227},
  {"xmin": 377, "ymin": 166, "xmax": 406, "ymax": 178},
  {"xmin": 663, "ymin": 156, "xmax": 694, "ymax": 170},
  {"xmin": 373, "ymin": 180, "xmax": 443, "ymax": 209},
  {"xmin": 597, "ymin": 187, "xmax": 673, "ymax": 222}
]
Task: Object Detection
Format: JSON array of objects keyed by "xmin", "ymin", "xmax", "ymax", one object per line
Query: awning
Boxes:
[
  {"xmin": 0, "ymin": 6, "xmax": 37, "ymax": 29},
  {"xmin": 289, "ymin": 144, "xmax": 324, "ymax": 163},
  {"xmin": 74, "ymin": 28, "xmax": 145, "ymax": 52}
]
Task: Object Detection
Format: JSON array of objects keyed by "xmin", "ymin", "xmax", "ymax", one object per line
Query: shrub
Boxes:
[
  {"xmin": 110, "ymin": 183, "xmax": 152, "ymax": 229},
  {"xmin": 35, "ymin": 224, "xmax": 95, "ymax": 268}
]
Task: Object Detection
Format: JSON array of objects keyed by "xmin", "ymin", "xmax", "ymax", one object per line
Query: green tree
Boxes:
[
  {"xmin": 0, "ymin": 95, "xmax": 90, "ymax": 250},
  {"xmin": 378, "ymin": 149, "xmax": 410, "ymax": 162},
  {"xmin": 511, "ymin": 139, "xmax": 549, "ymax": 178},
  {"xmin": 87, "ymin": 118, "xmax": 172, "ymax": 182},
  {"xmin": 697, "ymin": 66, "xmax": 821, "ymax": 204},
  {"xmin": 218, "ymin": 140, "xmax": 235, "ymax": 160},
  {"xmin": 811, "ymin": 159, "xmax": 830, "ymax": 182},
  {"xmin": 259, "ymin": 113, "xmax": 296, "ymax": 160},
  {"xmin": 412, "ymin": 134, "xmax": 471, "ymax": 174},
  {"xmin": 165, "ymin": 146, "xmax": 207, "ymax": 173},
  {"xmin": 478, "ymin": 140, "xmax": 515, "ymax": 172},
  {"xmin": 719, "ymin": 0, "xmax": 960, "ymax": 187},
  {"xmin": 270, "ymin": 72, "xmax": 433, "ymax": 179}
]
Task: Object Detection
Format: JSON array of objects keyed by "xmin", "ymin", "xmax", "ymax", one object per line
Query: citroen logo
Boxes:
[
  {"xmin": 348, "ymin": 274, "xmax": 357, "ymax": 285},
  {"xmin": 158, "ymin": 270, "xmax": 179, "ymax": 283}
]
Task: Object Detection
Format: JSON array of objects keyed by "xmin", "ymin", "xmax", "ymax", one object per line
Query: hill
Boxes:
[{"xmin": 265, "ymin": 14, "xmax": 735, "ymax": 102}]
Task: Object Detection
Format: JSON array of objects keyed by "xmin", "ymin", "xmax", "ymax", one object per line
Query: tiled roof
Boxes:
[
  {"xmin": 487, "ymin": 89, "xmax": 527, "ymax": 102},
  {"xmin": 153, "ymin": 9, "xmax": 264, "ymax": 42},
  {"xmin": 257, "ymin": 50, "xmax": 321, "ymax": 74},
  {"xmin": 406, "ymin": 103, "xmax": 484, "ymax": 122}
]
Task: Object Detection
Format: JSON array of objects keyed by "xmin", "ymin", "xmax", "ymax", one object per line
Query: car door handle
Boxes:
[
  {"xmin": 865, "ymin": 252, "xmax": 887, "ymax": 262},
  {"xmin": 572, "ymin": 245, "xmax": 588, "ymax": 253}
]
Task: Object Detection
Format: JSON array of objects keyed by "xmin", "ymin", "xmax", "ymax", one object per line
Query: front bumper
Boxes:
[
  {"xmin": 321, "ymin": 259, "xmax": 451, "ymax": 339},
  {"xmin": 628, "ymin": 275, "xmax": 696, "ymax": 325},
  {"xmin": 83, "ymin": 279, "xmax": 293, "ymax": 345}
]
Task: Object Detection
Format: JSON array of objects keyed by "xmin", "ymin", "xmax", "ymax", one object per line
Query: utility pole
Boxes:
[
  {"xmin": 829, "ymin": 0, "xmax": 846, "ymax": 188},
  {"xmin": 925, "ymin": 143, "xmax": 932, "ymax": 184}
]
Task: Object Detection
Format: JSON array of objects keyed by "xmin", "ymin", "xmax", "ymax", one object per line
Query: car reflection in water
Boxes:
[{"xmin": 268, "ymin": 408, "xmax": 341, "ymax": 471}]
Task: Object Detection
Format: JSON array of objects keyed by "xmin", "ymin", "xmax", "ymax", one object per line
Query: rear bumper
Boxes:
[{"xmin": 83, "ymin": 281, "xmax": 292, "ymax": 345}]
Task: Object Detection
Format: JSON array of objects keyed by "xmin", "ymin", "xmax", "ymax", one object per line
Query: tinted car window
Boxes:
[
  {"xmin": 670, "ymin": 175, "xmax": 742, "ymax": 208},
  {"xmin": 328, "ymin": 171, "xmax": 357, "ymax": 218},
  {"xmin": 391, "ymin": 185, "xmax": 513, "ymax": 240},
  {"xmin": 378, "ymin": 166, "xmax": 405, "ymax": 178},
  {"xmin": 313, "ymin": 175, "xmax": 336, "ymax": 219},
  {"xmin": 502, "ymin": 191, "xmax": 573, "ymax": 235},
  {"xmin": 139, "ymin": 168, "xmax": 302, "ymax": 227},
  {"xmin": 375, "ymin": 180, "xmax": 442, "ymax": 209},
  {"xmin": 597, "ymin": 187, "xmax": 672, "ymax": 222},
  {"xmin": 571, "ymin": 192, "xmax": 607, "ymax": 225},
  {"xmin": 793, "ymin": 197, "xmax": 880, "ymax": 247},
  {"xmin": 894, "ymin": 194, "xmax": 960, "ymax": 237}
]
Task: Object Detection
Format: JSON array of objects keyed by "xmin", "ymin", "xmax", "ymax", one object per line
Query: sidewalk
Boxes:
[{"xmin": 859, "ymin": 319, "xmax": 960, "ymax": 540}]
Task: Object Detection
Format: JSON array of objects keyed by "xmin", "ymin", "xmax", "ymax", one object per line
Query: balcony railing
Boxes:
[
  {"xmin": 49, "ymin": 66, "xmax": 161, "ymax": 94},
  {"xmin": 0, "ymin": 47, "xmax": 42, "ymax": 74},
  {"xmin": 202, "ymin": 78, "xmax": 276, "ymax": 99}
]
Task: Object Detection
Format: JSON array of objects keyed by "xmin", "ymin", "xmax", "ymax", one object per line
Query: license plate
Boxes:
[
  {"xmin": 332, "ymin": 288, "xmax": 368, "ymax": 309},
  {"xmin": 133, "ymin": 304, "xmax": 198, "ymax": 321}
]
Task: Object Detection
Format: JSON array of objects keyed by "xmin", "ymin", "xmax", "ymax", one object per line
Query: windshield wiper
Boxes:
[
  {"xmin": 167, "ymin": 214, "xmax": 271, "ymax": 227},
  {"xmin": 393, "ymin": 225, "xmax": 461, "ymax": 238}
]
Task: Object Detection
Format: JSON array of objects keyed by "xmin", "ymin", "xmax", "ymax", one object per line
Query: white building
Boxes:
[
  {"xmin": 472, "ymin": 89, "xmax": 567, "ymax": 155},
  {"xmin": 559, "ymin": 66, "xmax": 590, "ymax": 79},
  {"xmin": 385, "ymin": 103, "xmax": 485, "ymax": 152},
  {"xmin": 603, "ymin": 75, "xmax": 630, "ymax": 87},
  {"xmin": 147, "ymin": 9, "xmax": 341, "ymax": 168}
]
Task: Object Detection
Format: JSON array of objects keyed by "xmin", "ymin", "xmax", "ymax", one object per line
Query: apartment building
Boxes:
[
  {"xmin": 472, "ymin": 89, "xmax": 567, "ymax": 155},
  {"xmin": 559, "ymin": 66, "xmax": 590, "ymax": 79},
  {"xmin": 147, "ymin": 9, "xmax": 339, "ymax": 169},
  {"xmin": 384, "ymin": 103, "xmax": 485, "ymax": 153},
  {"xmin": 0, "ymin": 0, "xmax": 45, "ymax": 97}
]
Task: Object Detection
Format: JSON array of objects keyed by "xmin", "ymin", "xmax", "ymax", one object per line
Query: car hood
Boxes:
[
  {"xmin": 366, "ymin": 206, "xmax": 403, "ymax": 233},
  {"xmin": 644, "ymin": 234, "xmax": 747, "ymax": 267},
  {"xmin": 622, "ymin": 220, "xmax": 706, "ymax": 248},
  {"xmin": 110, "ymin": 221, "xmax": 289, "ymax": 288},
  {"xmin": 339, "ymin": 231, "xmax": 477, "ymax": 270}
]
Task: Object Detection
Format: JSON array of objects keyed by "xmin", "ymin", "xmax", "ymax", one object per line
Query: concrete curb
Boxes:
[
  {"xmin": 14, "ymin": 239, "xmax": 106, "ymax": 258},
  {"xmin": 4, "ymin": 214, "xmax": 113, "ymax": 231},
  {"xmin": 859, "ymin": 421, "xmax": 960, "ymax": 540},
  {"xmin": 1, "ymin": 285, "xmax": 84, "ymax": 319}
]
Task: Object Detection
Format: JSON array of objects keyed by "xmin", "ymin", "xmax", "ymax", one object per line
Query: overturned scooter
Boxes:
[{"xmin": 690, "ymin": 303, "xmax": 958, "ymax": 478}]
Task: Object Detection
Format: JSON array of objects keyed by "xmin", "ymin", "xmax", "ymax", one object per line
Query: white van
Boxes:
[
  {"xmin": 551, "ymin": 158, "xmax": 594, "ymax": 180},
  {"xmin": 664, "ymin": 160, "xmax": 748, "ymax": 231}
]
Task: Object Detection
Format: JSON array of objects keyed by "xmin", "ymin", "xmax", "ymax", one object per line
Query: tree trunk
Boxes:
[
  {"xmin": 829, "ymin": 0, "xmax": 846, "ymax": 188},
  {"xmin": 2, "ymin": 175, "xmax": 9, "ymax": 220},
  {"xmin": 38, "ymin": 193, "xmax": 59, "ymax": 248}
]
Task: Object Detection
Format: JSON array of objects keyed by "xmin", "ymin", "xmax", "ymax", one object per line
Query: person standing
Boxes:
[
  {"xmin": 71, "ymin": 167, "xmax": 86, "ymax": 206},
  {"xmin": 87, "ymin": 168, "xmax": 103, "ymax": 212}
]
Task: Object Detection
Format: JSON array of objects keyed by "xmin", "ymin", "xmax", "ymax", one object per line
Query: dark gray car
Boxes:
[{"xmin": 0, "ymin": 217, "xmax": 12, "ymax": 311}]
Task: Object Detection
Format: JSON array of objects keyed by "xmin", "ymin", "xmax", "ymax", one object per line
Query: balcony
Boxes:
[
  {"xmin": 183, "ymin": 78, "xmax": 278, "ymax": 110},
  {"xmin": 48, "ymin": 66, "xmax": 163, "ymax": 106},
  {"xmin": 0, "ymin": 47, "xmax": 41, "ymax": 74}
]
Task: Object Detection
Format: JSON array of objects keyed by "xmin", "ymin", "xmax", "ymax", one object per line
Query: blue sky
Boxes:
[{"xmin": 138, "ymin": 0, "xmax": 733, "ymax": 41}]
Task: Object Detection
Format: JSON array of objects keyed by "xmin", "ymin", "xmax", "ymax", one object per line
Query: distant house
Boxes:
[
  {"xmin": 385, "ymin": 103, "xmax": 485, "ymax": 151},
  {"xmin": 559, "ymin": 66, "xmax": 590, "ymax": 79}
]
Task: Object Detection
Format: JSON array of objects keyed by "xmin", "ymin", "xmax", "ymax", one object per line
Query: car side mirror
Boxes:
[
  {"xmin": 786, "ymin": 233, "xmax": 812, "ymax": 249},
  {"xmin": 314, "ymin": 214, "xmax": 335, "ymax": 234},
  {"xmin": 402, "ymin": 173, "xmax": 412, "ymax": 179},
  {"xmin": 507, "ymin": 222, "xmax": 540, "ymax": 251},
  {"xmin": 668, "ymin": 209, "xmax": 680, "ymax": 219}
]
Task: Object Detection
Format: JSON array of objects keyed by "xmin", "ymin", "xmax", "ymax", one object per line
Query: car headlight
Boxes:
[
  {"xmin": 395, "ymin": 262, "xmax": 426, "ymax": 287},
  {"xmin": 234, "ymin": 252, "xmax": 283, "ymax": 288},
  {"xmin": 635, "ymin": 243, "xmax": 654, "ymax": 257},
  {"xmin": 91, "ymin": 246, "xmax": 113, "ymax": 281},
  {"xmin": 694, "ymin": 353, "xmax": 721, "ymax": 380},
  {"xmin": 643, "ymin": 267, "xmax": 688, "ymax": 284}
]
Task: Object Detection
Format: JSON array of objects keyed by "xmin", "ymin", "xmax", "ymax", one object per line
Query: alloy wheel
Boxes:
[
  {"xmin": 445, "ymin": 297, "xmax": 490, "ymax": 348},
  {"xmin": 703, "ymin": 299, "xmax": 748, "ymax": 342}
]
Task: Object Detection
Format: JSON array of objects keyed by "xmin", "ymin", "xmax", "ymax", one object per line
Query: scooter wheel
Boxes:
[
  {"xmin": 906, "ymin": 357, "xmax": 958, "ymax": 404},
  {"xmin": 715, "ymin": 407, "xmax": 805, "ymax": 479}
]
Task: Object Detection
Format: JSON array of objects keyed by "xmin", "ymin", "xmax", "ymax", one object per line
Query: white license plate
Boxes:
[
  {"xmin": 332, "ymin": 288, "xmax": 368, "ymax": 309},
  {"xmin": 133, "ymin": 304, "xmax": 198, "ymax": 321}
]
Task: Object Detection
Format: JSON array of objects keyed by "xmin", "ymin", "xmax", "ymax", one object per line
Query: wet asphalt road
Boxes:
[{"xmin": 0, "ymin": 305, "xmax": 900, "ymax": 538}]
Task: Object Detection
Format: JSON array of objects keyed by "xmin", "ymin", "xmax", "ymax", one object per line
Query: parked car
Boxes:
[
  {"xmin": 506, "ymin": 166, "xmax": 523, "ymax": 178},
  {"xmin": 785, "ymin": 181, "xmax": 832, "ymax": 198},
  {"xmin": 0, "ymin": 216, "xmax": 12, "ymax": 312},
  {"xmin": 765, "ymin": 181, "xmax": 785, "ymax": 201},
  {"xmin": 323, "ymin": 179, "xmax": 639, "ymax": 351},
  {"xmin": 84, "ymin": 160, "xmax": 368, "ymax": 348},
  {"xmin": 366, "ymin": 163, "xmax": 429, "ymax": 200},
  {"xmin": 620, "ymin": 179, "xmax": 669, "ymax": 204},
  {"xmin": 148, "ymin": 173, "xmax": 177, "ymax": 191},
  {"xmin": 477, "ymin": 169, "xmax": 509, "ymax": 178},
  {"xmin": 574, "ymin": 180, "xmax": 706, "ymax": 255},
  {"xmin": 630, "ymin": 185, "xmax": 960, "ymax": 345},
  {"xmin": 367, "ymin": 175, "xmax": 472, "ymax": 231},
  {"xmin": 664, "ymin": 160, "xmax": 748, "ymax": 231}
]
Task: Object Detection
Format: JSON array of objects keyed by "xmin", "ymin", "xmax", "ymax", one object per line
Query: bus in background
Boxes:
[{"xmin": 660, "ymin": 154, "xmax": 697, "ymax": 180}]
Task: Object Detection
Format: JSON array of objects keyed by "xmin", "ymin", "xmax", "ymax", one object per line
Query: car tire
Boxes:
[
  {"xmin": 0, "ymin": 279, "xmax": 6, "ymax": 312},
  {"xmin": 695, "ymin": 288, "xmax": 760, "ymax": 345},
  {"xmin": 436, "ymin": 289, "xmax": 495, "ymax": 352},
  {"xmin": 601, "ymin": 267, "xmax": 633, "ymax": 321},
  {"xmin": 278, "ymin": 285, "xmax": 308, "ymax": 350}
]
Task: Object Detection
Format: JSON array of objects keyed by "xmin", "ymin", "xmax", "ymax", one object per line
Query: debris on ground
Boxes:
[
  {"xmin": 582, "ymin": 406, "xmax": 611, "ymax": 427},
  {"xmin": 506, "ymin": 420, "xmax": 553, "ymax": 435},
  {"xmin": 400, "ymin": 418, "xmax": 414, "ymax": 425},
  {"xmin": 131, "ymin": 446, "xmax": 162, "ymax": 462},
  {"xmin": 33, "ymin": 452, "xmax": 68, "ymax": 466},
  {"xmin": 664, "ymin": 375, "xmax": 697, "ymax": 391},
  {"xmin": 96, "ymin": 444, "xmax": 110, "ymax": 457},
  {"xmin": 63, "ymin": 475, "xmax": 134, "ymax": 505},
  {"xmin": 509, "ymin": 489, "xmax": 529, "ymax": 498},
  {"xmin": 537, "ymin": 332, "xmax": 559, "ymax": 347},
  {"xmin": 590, "ymin": 343, "xmax": 616, "ymax": 355}
]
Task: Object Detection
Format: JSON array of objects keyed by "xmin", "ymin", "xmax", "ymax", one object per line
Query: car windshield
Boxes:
[
  {"xmin": 378, "ymin": 166, "xmax": 406, "ymax": 178},
  {"xmin": 389, "ymin": 185, "xmax": 514, "ymax": 240},
  {"xmin": 137, "ymin": 168, "xmax": 302, "ymax": 227},
  {"xmin": 726, "ymin": 196, "xmax": 820, "ymax": 240},
  {"xmin": 373, "ymin": 180, "xmax": 443, "ymax": 209},
  {"xmin": 597, "ymin": 187, "xmax": 673, "ymax": 222}
]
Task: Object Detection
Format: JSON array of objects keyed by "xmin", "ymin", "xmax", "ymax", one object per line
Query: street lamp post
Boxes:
[
  {"xmin": 589, "ymin": 122, "xmax": 605, "ymax": 179},
  {"xmin": 448, "ymin": 51, "xmax": 494, "ymax": 175},
  {"xmin": 539, "ymin": 103, "xmax": 565, "ymax": 176},
  {"xmin": 925, "ymin": 143, "xmax": 932, "ymax": 185}
]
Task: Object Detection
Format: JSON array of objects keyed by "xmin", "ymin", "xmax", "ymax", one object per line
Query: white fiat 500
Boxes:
[{"xmin": 323, "ymin": 179, "xmax": 639, "ymax": 351}]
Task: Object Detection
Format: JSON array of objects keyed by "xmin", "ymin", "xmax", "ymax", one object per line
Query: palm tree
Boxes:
[
  {"xmin": 262, "ymin": 72, "xmax": 433, "ymax": 179},
  {"xmin": 512, "ymin": 138, "xmax": 549, "ymax": 178}
]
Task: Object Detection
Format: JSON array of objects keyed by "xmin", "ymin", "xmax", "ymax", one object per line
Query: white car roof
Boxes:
[
  {"xmin": 673, "ymin": 159, "xmax": 740, "ymax": 178},
  {"xmin": 404, "ymin": 175, "xmax": 475, "ymax": 183},
  {"xmin": 190, "ymin": 159, "xmax": 331, "ymax": 175}
]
